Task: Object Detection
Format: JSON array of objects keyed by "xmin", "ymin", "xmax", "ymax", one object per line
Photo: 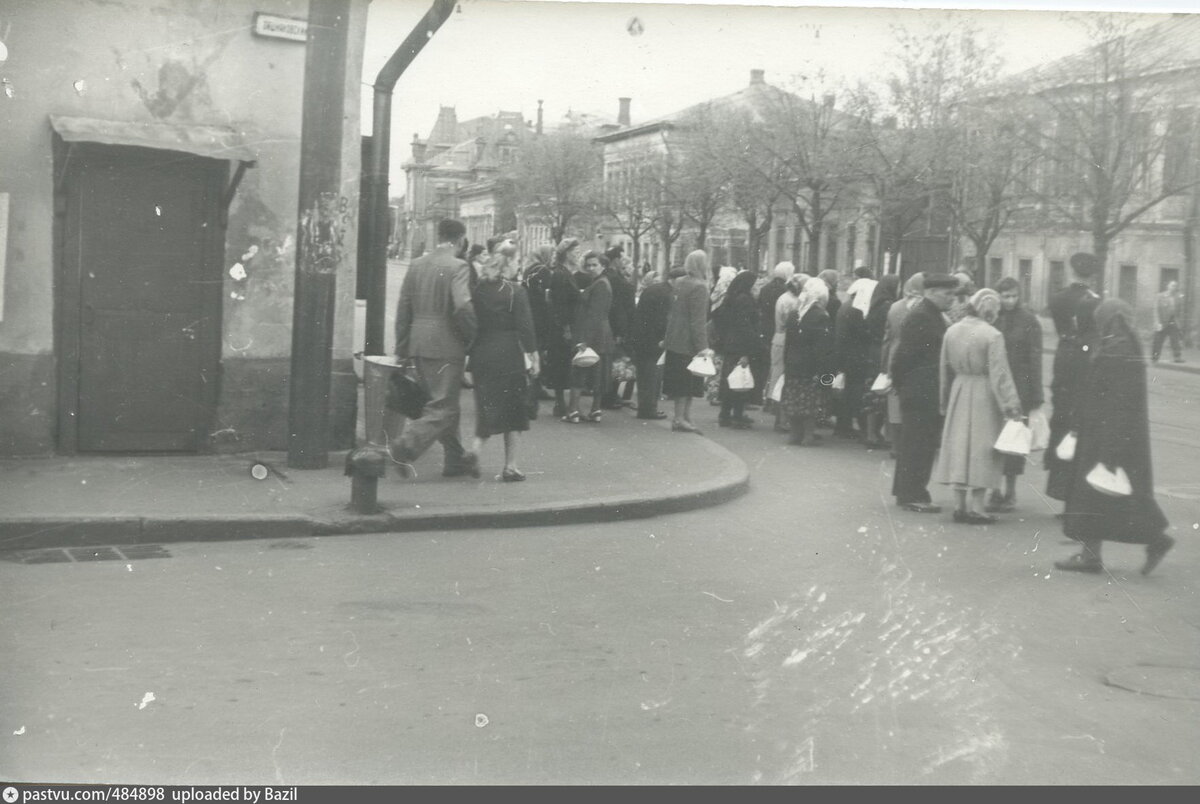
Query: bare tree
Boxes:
[
  {"xmin": 597, "ymin": 140, "xmax": 660, "ymax": 267},
  {"xmin": 510, "ymin": 128, "xmax": 601, "ymax": 243},
  {"xmin": 667, "ymin": 113, "xmax": 730, "ymax": 250}
]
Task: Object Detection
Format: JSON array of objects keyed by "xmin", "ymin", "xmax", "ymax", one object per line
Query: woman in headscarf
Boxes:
[
  {"xmin": 770, "ymin": 273, "xmax": 807, "ymax": 431},
  {"xmin": 543, "ymin": 238, "xmax": 582, "ymax": 418},
  {"xmin": 832, "ymin": 269, "xmax": 877, "ymax": 439},
  {"xmin": 780, "ymin": 278, "xmax": 835, "ymax": 446},
  {"xmin": 759, "ymin": 262, "xmax": 795, "ymax": 416},
  {"xmin": 882, "ymin": 272, "xmax": 925, "ymax": 455},
  {"xmin": 468, "ymin": 245, "xmax": 538, "ymax": 481},
  {"xmin": 1055, "ymin": 299, "xmax": 1174, "ymax": 575},
  {"xmin": 934, "ymin": 288, "xmax": 1023, "ymax": 525},
  {"xmin": 862, "ymin": 273, "xmax": 901, "ymax": 449},
  {"xmin": 712, "ymin": 269, "xmax": 761, "ymax": 428},
  {"xmin": 987, "ymin": 276, "xmax": 1044, "ymax": 512},
  {"xmin": 522, "ymin": 244, "xmax": 557, "ymax": 402},
  {"xmin": 704, "ymin": 265, "xmax": 739, "ymax": 406},
  {"xmin": 662, "ymin": 250, "xmax": 714, "ymax": 434}
]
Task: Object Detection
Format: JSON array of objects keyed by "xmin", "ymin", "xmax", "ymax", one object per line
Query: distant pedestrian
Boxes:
[
  {"xmin": 1045, "ymin": 252, "xmax": 1102, "ymax": 503},
  {"xmin": 602, "ymin": 245, "xmax": 637, "ymax": 409},
  {"xmin": 889, "ymin": 273, "xmax": 959, "ymax": 513},
  {"xmin": 818, "ymin": 269, "xmax": 842, "ymax": 323},
  {"xmin": 629, "ymin": 267, "xmax": 673, "ymax": 419},
  {"xmin": 862, "ymin": 274, "xmax": 900, "ymax": 448},
  {"xmin": 1055, "ymin": 299, "xmax": 1174, "ymax": 575},
  {"xmin": 561, "ymin": 251, "xmax": 614, "ymax": 424},
  {"xmin": 881, "ymin": 272, "xmax": 925, "ymax": 455},
  {"xmin": 544, "ymin": 238, "xmax": 583, "ymax": 418},
  {"xmin": 780, "ymin": 277, "xmax": 835, "ymax": 446},
  {"xmin": 1152, "ymin": 280, "xmax": 1184, "ymax": 363},
  {"xmin": 934, "ymin": 288, "xmax": 1023, "ymax": 524},
  {"xmin": 770, "ymin": 273, "xmax": 806, "ymax": 431},
  {"xmin": 663, "ymin": 250, "xmax": 713, "ymax": 434},
  {"xmin": 522, "ymin": 244, "xmax": 557, "ymax": 402},
  {"xmin": 468, "ymin": 244, "xmax": 538, "ymax": 482},
  {"xmin": 387, "ymin": 218, "xmax": 480, "ymax": 479},
  {"xmin": 712, "ymin": 270, "xmax": 761, "ymax": 429},
  {"xmin": 945, "ymin": 271, "xmax": 977, "ymax": 325},
  {"xmin": 987, "ymin": 277, "xmax": 1044, "ymax": 512}
]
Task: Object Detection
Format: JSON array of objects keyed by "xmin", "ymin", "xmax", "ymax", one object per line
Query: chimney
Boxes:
[
  {"xmin": 410, "ymin": 133, "xmax": 427, "ymax": 163},
  {"xmin": 618, "ymin": 97, "xmax": 631, "ymax": 127},
  {"xmin": 750, "ymin": 69, "xmax": 765, "ymax": 85},
  {"xmin": 536, "ymin": 99, "xmax": 543, "ymax": 135}
]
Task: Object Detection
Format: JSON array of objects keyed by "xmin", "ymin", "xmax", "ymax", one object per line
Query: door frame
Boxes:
[{"xmin": 53, "ymin": 138, "xmax": 226, "ymax": 454}]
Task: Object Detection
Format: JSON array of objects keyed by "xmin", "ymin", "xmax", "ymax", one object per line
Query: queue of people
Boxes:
[{"xmin": 386, "ymin": 223, "xmax": 1174, "ymax": 576}]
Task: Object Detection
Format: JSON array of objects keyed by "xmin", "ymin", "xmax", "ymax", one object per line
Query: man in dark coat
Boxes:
[
  {"xmin": 889, "ymin": 273, "xmax": 958, "ymax": 512},
  {"xmin": 1045, "ymin": 251, "xmax": 1102, "ymax": 502},
  {"xmin": 628, "ymin": 268, "xmax": 674, "ymax": 419},
  {"xmin": 600, "ymin": 245, "xmax": 637, "ymax": 409}
]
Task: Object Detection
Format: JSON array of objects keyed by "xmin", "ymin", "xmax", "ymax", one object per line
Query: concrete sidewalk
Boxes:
[{"xmin": 0, "ymin": 393, "xmax": 749, "ymax": 551}]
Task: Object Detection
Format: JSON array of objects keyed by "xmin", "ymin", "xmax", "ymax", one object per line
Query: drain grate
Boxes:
[{"xmin": 0, "ymin": 544, "xmax": 172, "ymax": 565}]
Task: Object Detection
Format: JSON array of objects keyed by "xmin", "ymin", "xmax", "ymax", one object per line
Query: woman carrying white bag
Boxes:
[
  {"xmin": 1054, "ymin": 299, "xmax": 1174, "ymax": 575},
  {"xmin": 662, "ymin": 250, "xmax": 715, "ymax": 434}
]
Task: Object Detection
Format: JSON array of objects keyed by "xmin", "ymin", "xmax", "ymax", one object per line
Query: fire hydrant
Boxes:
[{"xmin": 344, "ymin": 445, "xmax": 388, "ymax": 514}]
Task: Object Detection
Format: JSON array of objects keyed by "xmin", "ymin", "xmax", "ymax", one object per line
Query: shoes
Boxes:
[
  {"xmin": 552, "ymin": 403, "xmax": 567, "ymax": 418},
  {"xmin": 1054, "ymin": 553, "xmax": 1104, "ymax": 574},
  {"xmin": 602, "ymin": 401, "xmax": 626, "ymax": 410},
  {"xmin": 585, "ymin": 410, "xmax": 603, "ymax": 423},
  {"xmin": 985, "ymin": 493, "xmax": 1015, "ymax": 513},
  {"xmin": 671, "ymin": 421, "xmax": 703, "ymax": 434},
  {"xmin": 637, "ymin": 411, "xmax": 669, "ymax": 420},
  {"xmin": 953, "ymin": 510, "xmax": 998, "ymax": 525},
  {"xmin": 731, "ymin": 419, "xmax": 753, "ymax": 430},
  {"xmin": 561, "ymin": 411, "xmax": 583, "ymax": 424},
  {"xmin": 443, "ymin": 452, "xmax": 481, "ymax": 479},
  {"xmin": 1142, "ymin": 535, "xmax": 1175, "ymax": 576},
  {"xmin": 899, "ymin": 502, "xmax": 942, "ymax": 514},
  {"xmin": 500, "ymin": 467, "xmax": 526, "ymax": 482}
]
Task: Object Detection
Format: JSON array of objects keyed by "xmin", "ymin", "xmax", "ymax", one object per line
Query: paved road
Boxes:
[{"xmin": 2, "ymin": 338, "xmax": 1197, "ymax": 785}]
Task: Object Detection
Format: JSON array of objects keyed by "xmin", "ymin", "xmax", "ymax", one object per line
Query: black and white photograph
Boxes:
[{"xmin": 1, "ymin": 0, "xmax": 1198, "ymax": 787}]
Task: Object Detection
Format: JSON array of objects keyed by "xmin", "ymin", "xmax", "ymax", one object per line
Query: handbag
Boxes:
[
  {"xmin": 1056, "ymin": 431, "xmax": 1077, "ymax": 462},
  {"xmin": 687, "ymin": 353, "xmax": 717, "ymax": 377},
  {"xmin": 994, "ymin": 419, "xmax": 1032, "ymax": 456},
  {"xmin": 385, "ymin": 362, "xmax": 429, "ymax": 419},
  {"xmin": 611, "ymin": 355, "xmax": 637, "ymax": 382},
  {"xmin": 1086, "ymin": 463, "xmax": 1132, "ymax": 497},
  {"xmin": 768, "ymin": 375, "xmax": 785, "ymax": 403},
  {"xmin": 727, "ymin": 363, "xmax": 755, "ymax": 390},
  {"xmin": 829, "ymin": 372, "xmax": 846, "ymax": 392},
  {"xmin": 1028, "ymin": 408, "xmax": 1050, "ymax": 452},
  {"xmin": 870, "ymin": 372, "xmax": 891, "ymax": 394},
  {"xmin": 572, "ymin": 346, "xmax": 600, "ymax": 368},
  {"xmin": 656, "ymin": 351, "xmax": 666, "ymax": 367},
  {"xmin": 524, "ymin": 375, "xmax": 540, "ymax": 421}
]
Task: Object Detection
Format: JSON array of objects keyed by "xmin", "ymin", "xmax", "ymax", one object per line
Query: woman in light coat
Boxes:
[
  {"xmin": 663, "ymin": 250, "xmax": 713, "ymax": 434},
  {"xmin": 935, "ymin": 288, "xmax": 1023, "ymax": 524}
]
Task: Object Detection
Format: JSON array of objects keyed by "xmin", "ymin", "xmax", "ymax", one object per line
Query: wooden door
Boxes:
[{"xmin": 61, "ymin": 145, "xmax": 223, "ymax": 452}]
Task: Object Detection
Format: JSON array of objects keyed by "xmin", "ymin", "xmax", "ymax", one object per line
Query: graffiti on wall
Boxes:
[{"xmin": 299, "ymin": 192, "xmax": 354, "ymax": 275}]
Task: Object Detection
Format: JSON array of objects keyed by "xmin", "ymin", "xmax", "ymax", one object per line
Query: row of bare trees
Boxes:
[{"xmin": 504, "ymin": 14, "xmax": 1199, "ymax": 291}]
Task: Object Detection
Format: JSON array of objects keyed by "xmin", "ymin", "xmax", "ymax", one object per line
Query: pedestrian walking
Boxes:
[
  {"xmin": 889, "ymin": 273, "xmax": 959, "ymax": 513},
  {"xmin": 1045, "ymin": 252, "xmax": 1102, "ymax": 503},
  {"xmin": 987, "ymin": 276, "xmax": 1045, "ymax": 512},
  {"xmin": 934, "ymin": 289, "xmax": 1023, "ymax": 524},
  {"xmin": 561, "ymin": 250, "xmax": 614, "ymax": 424},
  {"xmin": 881, "ymin": 273, "xmax": 925, "ymax": 456},
  {"xmin": 862, "ymin": 273, "xmax": 900, "ymax": 448},
  {"xmin": 629, "ymin": 267, "xmax": 673, "ymax": 420},
  {"xmin": 386, "ymin": 218, "xmax": 480, "ymax": 479},
  {"xmin": 1055, "ymin": 299, "xmax": 1175, "ymax": 575},
  {"xmin": 780, "ymin": 277, "xmax": 835, "ymax": 446},
  {"xmin": 544, "ymin": 238, "xmax": 583, "ymax": 418},
  {"xmin": 713, "ymin": 270, "xmax": 761, "ymax": 429},
  {"xmin": 1152, "ymin": 280, "xmax": 1185, "ymax": 363},
  {"xmin": 663, "ymin": 250, "xmax": 713, "ymax": 434},
  {"xmin": 467, "ymin": 245, "xmax": 539, "ymax": 481}
]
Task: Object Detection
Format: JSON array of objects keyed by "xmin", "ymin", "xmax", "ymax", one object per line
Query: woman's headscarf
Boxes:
[
  {"xmin": 710, "ymin": 265, "xmax": 739, "ymax": 309},
  {"xmin": 794, "ymin": 276, "xmax": 830, "ymax": 323},
  {"xmin": 967, "ymin": 288, "xmax": 1001, "ymax": 323},
  {"xmin": 683, "ymin": 249, "xmax": 710, "ymax": 283},
  {"xmin": 726, "ymin": 269, "xmax": 757, "ymax": 301},
  {"xmin": 868, "ymin": 274, "xmax": 901, "ymax": 320},
  {"xmin": 1094, "ymin": 298, "xmax": 1142, "ymax": 358},
  {"xmin": 554, "ymin": 237, "xmax": 580, "ymax": 268},
  {"xmin": 787, "ymin": 273, "xmax": 810, "ymax": 294},
  {"xmin": 849, "ymin": 277, "xmax": 879, "ymax": 315},
  {"xmin": 772, "ymin": 261, "xmax": 795, "ymax": 281},
  {"xmin": 903, "ymin": 272, "xmax": 925, "ymax": 299},
  {"xmin": 530, "ymin": 244, "xmax": 554, "ymax": 268}
]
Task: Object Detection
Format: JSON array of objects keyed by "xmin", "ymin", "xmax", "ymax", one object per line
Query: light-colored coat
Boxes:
[
  {"xmin": 394, "ymin": 244, "xmax": 477, "ymax": 361},
  {"xmin": 935, "ymin": 316, "xmax": 1021, "ymax": 490},
  {"xmin": 663, "ymin": 276, "xmax": 710, "ymax": 356}
]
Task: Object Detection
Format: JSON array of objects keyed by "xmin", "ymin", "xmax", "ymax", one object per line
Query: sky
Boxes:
[{"xmin": 360, "ymin": 0, "xmax": 1188, "ymax": 189}]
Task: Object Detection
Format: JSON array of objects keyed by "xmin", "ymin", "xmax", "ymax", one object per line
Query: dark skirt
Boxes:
[
  {"xmin": 542, "ymin": 334, "xmax": 573, "ymax": 391},
  {"xmin": 717, "ymin": 351, "xmax": 754, "ymax": 404},
  {"xmin": 473, "ymin": 372, "xmax": 531, "ymax": 438},
  {"xmin": 781, "ymin": 377, "xmax": 830, "ymax": 420},
  {"xmin": 662, "ymin": 351, "xmax": 703, "ymax": 398},
  {"xmin": 1003, "ymin": 453, "xmax": 1027, "ymax": 476}
]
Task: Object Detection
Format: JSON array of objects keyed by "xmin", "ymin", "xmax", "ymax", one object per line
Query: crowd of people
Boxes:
[{"xmin": 384, "ymin": 218, "xmax": 1174, "ymax": 576}]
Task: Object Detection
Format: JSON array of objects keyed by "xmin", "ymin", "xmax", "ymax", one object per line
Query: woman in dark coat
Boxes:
[
  {"xmin": 988, "ymin": 276, "xmax": 1045, "ymax": 512},
  {"xmin": 562, "ymin": 250, "xmax": 614, "ymax": 424},
  {"xmin": 468, "ymin": 248, "xmax": 539, "ymax": 481},
  {"xmin": 1055, "ymin": 299, "xmax": 1174, "ymax": 575},
  {"xmin": 862, "ymin": 274, "xmax": 900, "ymax": 448},
  {"xmin": 543, "ymin": 238, "xmax": 582, "ymax": 417},
  {"xmin": 712, "ymin": 270, "xmax": 761, "ymax": 428},
  {"xmin": 781, "ymin": 278, "xmax": 836, "ymax": 446}
]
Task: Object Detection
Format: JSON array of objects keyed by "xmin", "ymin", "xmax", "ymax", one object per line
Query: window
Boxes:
[
  {"xmin": 1049, "ymin": 260, "xmax": 1066, "ymax": 294},
  {"xmin": 1161, "ymin": 266, "xmax": 1181, "ymax": 291},
  {"xmin": 1118, "ymin": 263, "xmax": 1138, "ymax": 306},
  {"xmin": 988, "ymin": 256, "xmax": 1003, "ymax": 288},
  {"xmin": 1019, "ymin": 258, "xmax": 1033, "ymax": 301}
]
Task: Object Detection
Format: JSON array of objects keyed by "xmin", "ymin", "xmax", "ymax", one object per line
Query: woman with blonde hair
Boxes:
[
  {"xmin": 467, "ymin": 244, "xmax": 539, "ymax": 481},
  {"xmin": 935, "ymin": 288, "xmax": 1023, "ymax": 524},
  {"xmin": 662, "ymin": 250, "xmax": 714, "ymax": 433}
]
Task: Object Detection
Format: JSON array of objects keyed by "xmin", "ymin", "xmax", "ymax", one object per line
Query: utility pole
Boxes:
[{"xmin": 287, "ymin": 0, "xmax": 354, "ymax": 469}]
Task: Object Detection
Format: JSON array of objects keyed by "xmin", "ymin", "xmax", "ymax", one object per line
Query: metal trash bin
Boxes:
[{"xmin": 362, "ymin": 355, "xmax": 402, "ymax": 447}]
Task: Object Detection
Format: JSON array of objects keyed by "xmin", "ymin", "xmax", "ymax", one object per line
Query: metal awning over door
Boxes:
[{"xmin": 49, "ymin": 115, "xmax": 258, "ymax": 162}]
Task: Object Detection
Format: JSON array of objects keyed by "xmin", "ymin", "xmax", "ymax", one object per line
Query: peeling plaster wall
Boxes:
[{"xmin": 0, "ymin": 0, "xmax": 367, "ymax": 454}]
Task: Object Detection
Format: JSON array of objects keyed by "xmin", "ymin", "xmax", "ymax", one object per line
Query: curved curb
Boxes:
[{"xmin": 0, "ymin": 439, "xmax": 750, "ymax": 550}]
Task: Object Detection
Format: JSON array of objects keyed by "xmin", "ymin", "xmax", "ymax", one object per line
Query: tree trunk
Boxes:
[
  {"xmin": 809, "ymin": 220, "xmax": 823, "ymax": 275},
  {"xmin": 1092, "ymin": 233, "xmax": 1110, "ymax": 296}
]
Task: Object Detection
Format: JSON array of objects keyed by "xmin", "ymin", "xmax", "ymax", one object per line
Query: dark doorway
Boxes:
[{"xmin": 57, "ymin": 143, "xmax": 224, "ymax": 453}]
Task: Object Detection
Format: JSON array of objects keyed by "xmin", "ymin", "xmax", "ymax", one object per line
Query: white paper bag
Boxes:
[
  {"xmin": 768, "ymin": 375, "xmax": 785, "ymax": 402},
  {"xmin": 1028, "ymin": 408, "xmax": 1050, "ymax": 451},
  {"xmin": 870, "ymin": 372, "xmax": 891, "ymax": 394},
  {"xmin": 656, "ymin": 350, "xmax": 666, "ymax": 366},
  {"xmin": 687, "ymin": 353, "xmax": 717, "ymax": 377},
  {"xmin": 1086, "ymin": 463, "xmax": 1132, "ymax": 497},
  {"xmin": 830, "ymin": 372, "xmax": 846, "ymax": 392},
  {"xmin": 727, "ymin": 363, "xmax": 755, "ymax": 390},
  {"xmin": 572, "ymin": 346, "xmax": 600, "ymax": 368},
  {"xmin": 1056, "ymin": 431, "xmax": 1077, "ymax": 462},
  {"xmin": 994, "ymin": 419, "xmax": 1032, "ymax": 456}
]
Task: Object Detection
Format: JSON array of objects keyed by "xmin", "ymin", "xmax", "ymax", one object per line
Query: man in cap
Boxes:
[
  {"xmin": 889, "ymin": 273, "xmax": 959, "ymax": 513},
  {"xmin": 1044, "ymin": 251, "xmax": 1102, "ymax": 502}
]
